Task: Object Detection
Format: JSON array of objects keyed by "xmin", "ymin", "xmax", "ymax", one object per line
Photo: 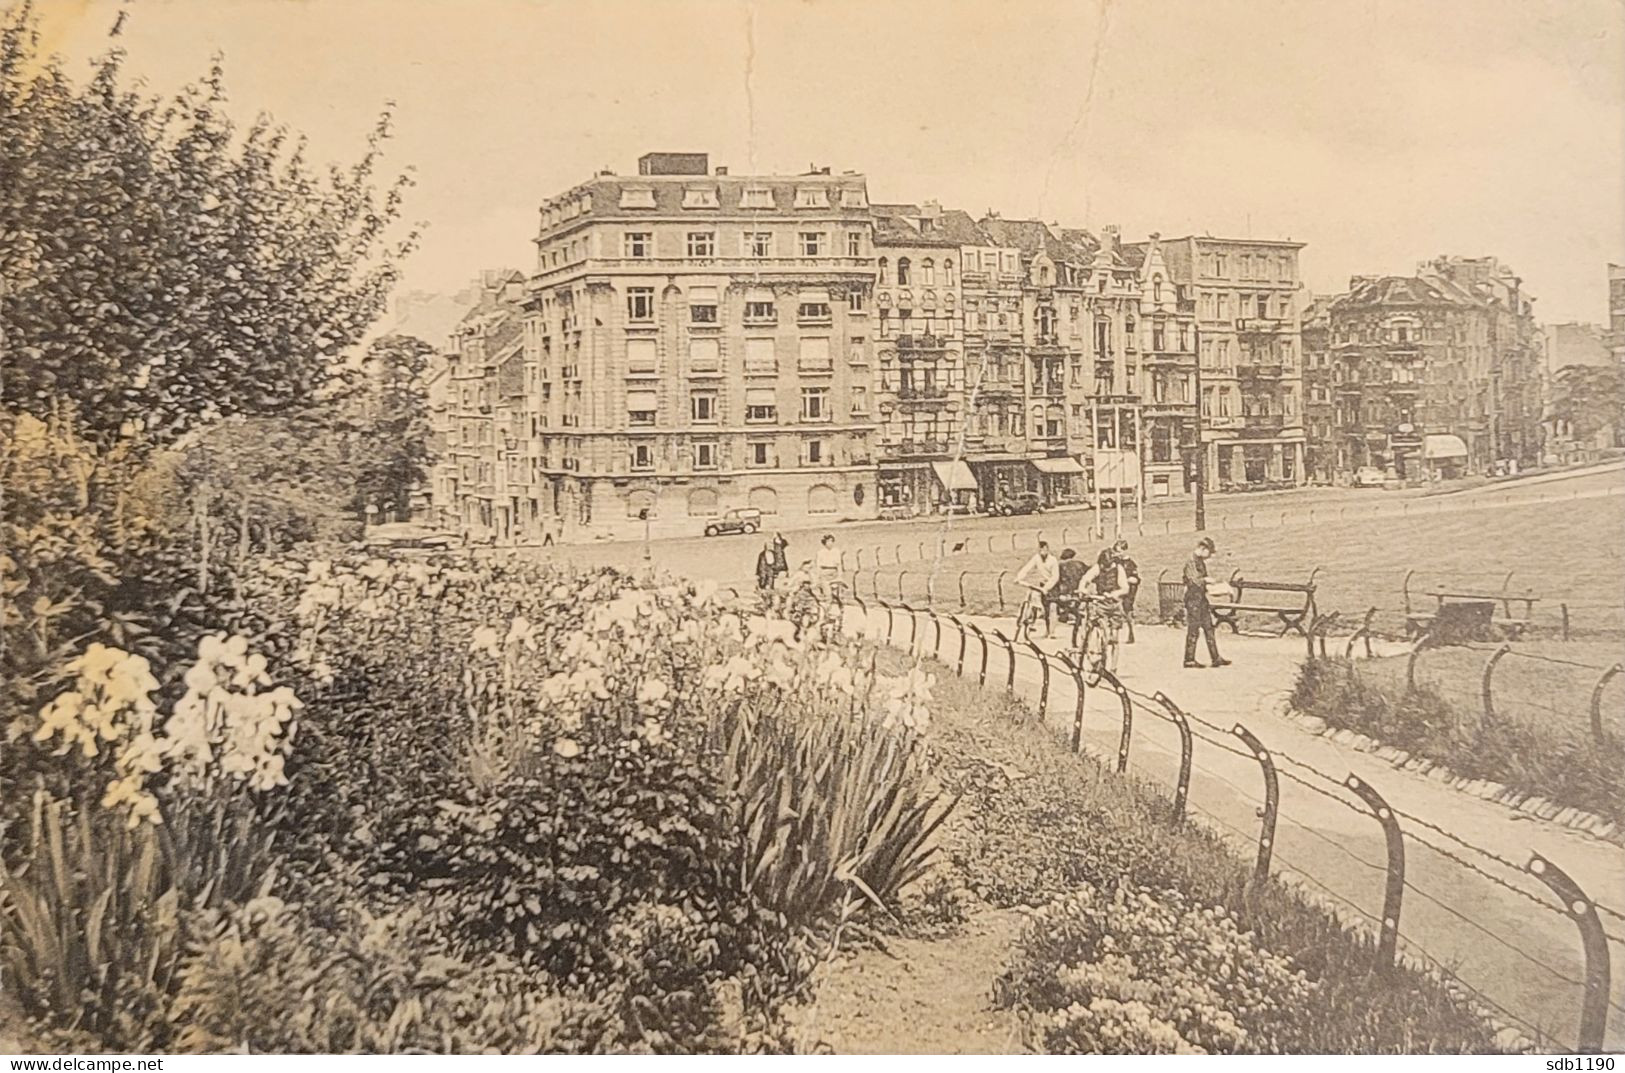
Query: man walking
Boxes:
[{"xmin": 1182, "ymin": 537, "xmax": 1231, "ymax": 669}]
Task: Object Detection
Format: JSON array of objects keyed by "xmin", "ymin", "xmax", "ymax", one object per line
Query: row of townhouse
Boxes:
[
  {"xmin": 427, "ymin": 151, "xmax": 1310, "ymax": 544},
  {"xmin": 1300, "ymin": 256, "xmax": 1543, "ymax": 483}
]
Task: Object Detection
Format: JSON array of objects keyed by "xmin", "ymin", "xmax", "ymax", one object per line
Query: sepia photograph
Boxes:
[{"xmin": 2, "ymin": 0, "xmax": 1622, "ymax": 1058}]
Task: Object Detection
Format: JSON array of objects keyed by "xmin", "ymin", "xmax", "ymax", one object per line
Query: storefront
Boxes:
[
  {"xmin": 930, "ymin": 459, "xmax": 980, "ymax": 512},
  {"xmin": 1029, "ymin": 455, "xmax": 1085, "ymax": 505},
  {"xmin": 967, "ymin": 455, "xmax": 1036, "ymax": 510},
  {"xmin": 1422, "ymin": 433, "xmax": 1469, "ymax": 481}
]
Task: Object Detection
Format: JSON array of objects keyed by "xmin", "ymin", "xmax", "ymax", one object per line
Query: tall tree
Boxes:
[
  {"xmin": 340, "ymin": 333, "xmax": 435, "ymax": 522},
  {"xmin": 0, "ymin": 3, "xmax": 418, "ymax": 446},
  {"xmin": 1550, "ymin": 364, "xmax": 1624, "ymax": 446}
]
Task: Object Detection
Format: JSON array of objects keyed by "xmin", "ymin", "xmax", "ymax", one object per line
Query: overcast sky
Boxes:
[{"xmin": 38, "ymin": 0, "xmax": 1625, "ymax": 323}]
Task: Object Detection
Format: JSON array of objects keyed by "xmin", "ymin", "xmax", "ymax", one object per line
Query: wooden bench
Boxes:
[
  {"xmin": 1402, "ymin": 570, "xmax": 1537, "ymax": 641},
  {"xmin": 1210, "ymin": 568, "xmax": 1319, "ymax": 638}
]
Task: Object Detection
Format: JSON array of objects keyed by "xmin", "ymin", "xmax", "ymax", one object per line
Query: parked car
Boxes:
[
  {"xmin": 992, "ymin": 491, "xmax": 1044, "ymax": 516},
  {"xmin": 360, "ymin": 523, "xmax": 455, "ymax": 554},
  {"xmin": 1353, "ymin": 466, "xmax": 1386, "ymax": 488},
  {"xmin": 703, "ymin": 507, "xmax": 763, "ymax": 537}
]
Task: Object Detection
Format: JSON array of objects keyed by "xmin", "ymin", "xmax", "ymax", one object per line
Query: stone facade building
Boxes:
[
  {"xmin": 428, "ymin": 154, "xmax": 1314, "ymax": 542},
  {"xmin": 1135, "ymin": 237, "xmax": 1308, "ymax": 490},
  {"xmin": 1319, "ymin": 258, "xmax": 1541, "ymax": 481}
]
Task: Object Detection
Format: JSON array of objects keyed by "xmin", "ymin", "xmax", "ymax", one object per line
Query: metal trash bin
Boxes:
[{"xmin": 1157, "ymin": 575, "xmax": 1186, "ymax": 626}]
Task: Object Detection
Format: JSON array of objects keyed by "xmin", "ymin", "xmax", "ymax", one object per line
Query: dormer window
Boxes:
[
  {"xmin": 742, "ymin": 186, "xmax": 775, "ymax": 209},
  {"xmin": 840, "ymin": 188, "xmax": 867, "ymax": 208},
  {"xmin": 682, "ymin": 186, "xmax": 720, "ymax": 208},
  {"xmin": 620, "ymin": 186, "xmax": 656, "ymax": 209},
  {"xmin": 795, "ymin": 186, "xmax": 830, "ymax": 209}
]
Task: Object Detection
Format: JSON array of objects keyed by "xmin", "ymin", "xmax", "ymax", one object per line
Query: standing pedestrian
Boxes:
[
  {"xmin": 771, "ymin": 532, "xmax": 789, "ymax": 583},
  {"xmin": 1182, "ymin": 537, "xmax": 1231, "ymax": 669},
  {"xmin": 814, "ymin": 534, "xmax": 843, "ymax": 597},
  {"xmin": 755, "ymin": 535, "xmax": 780, "ymax": 591}
]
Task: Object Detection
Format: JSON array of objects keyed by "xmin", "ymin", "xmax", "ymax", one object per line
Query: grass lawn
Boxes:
[
  {"xmin": 869, "ymin": 494, "xmax": 1623, "ymax": 640},
  {"xmin": 872, "ymin": 647, "xmax": 1509, "ymax": 1053}
]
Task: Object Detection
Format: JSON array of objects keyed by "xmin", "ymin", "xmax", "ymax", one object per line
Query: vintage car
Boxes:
[
  {"xmin": 991, "ymin": 491, "xmax": 1045, "ymax": 516},
  {"xmin": 703, "ymin": 507, "xmax": 763, "ymax": 537}
]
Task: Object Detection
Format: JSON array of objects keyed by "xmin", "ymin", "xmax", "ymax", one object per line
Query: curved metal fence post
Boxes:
[
  {"xmin": 1099, "ymin": 670, "xmax": 1133, "ymax": 774},
  {"xmin": 897, "ymin": 570, "xmax": 908, "ymax": 603},
  {"xmin": 1481, "ymin": 643, "xmax": 1511, "ymax": 726},
  {"xmin": 894, "ymin": 542, "xmax": 904, "ymax": 564},
  {"xmin": 996, "ymin": 570, "xmax": 1008, "ymax": 611},
  {"xmin": 1526, "ymin": 853, "xmax": 1611, "ymax": 1053},
  {"xmin": 851, "ymin": 593, "xmax": 868, "ymax": 630},
  {"xmin": 958, "ymin": 570, "xmax": 968, "ymax": 608},
  {"xmin": 925, "ymin": 573, "xmax": 936, "ymax": 606},
  {"xmin": 918, "ymin": 540, "xmax": 927, "ymax": 560},
  {"xmin": 1344, "ymin": 773, "xmax": 1405, "ymax": 971},
  {"xmin": 1057, "ymin": 653, "xmax": 1087, "ymax": 753},
  {"xmin": 1590, "ymin": 664, "xmax": 1622, "ymax": 747},
  {"xmin": 993, "ymin": 628, "xmax": 1016, "ymax": 693},
  {"xmin": 870, "ymin": 568, "xmax": 882, "ymax": 600},
  {"xmin": 951, "ymin": 614, "xmax": 967, "ymax": 676},
  {"xmin": 928, "ymin": 609, "xmax": 943, "ymax": 655},
  {"xmin": 968, "ymin": 622, "xmax": 989, "ymax": 687},
  {"xmin": 1233, "ymin": 724, "xmax": 1279, "ymax": 884},
  {"xmin": 878, "ymin": 599, "xmax": 896, "ymax": 644},
  {"xmin": 855, "ymin": 547, "xmax": 865, "ymax": 570},
  {"xmin": 903, "ymin": 603, "xmax": 919, "ymax": 649},
  {"xmin": 1154, "ymin": 693, "xmax": 1195, "ymax": 823},
  {"xmin": 1026, "ymin": 641, "xmax": 1051, "ymax": 720}
]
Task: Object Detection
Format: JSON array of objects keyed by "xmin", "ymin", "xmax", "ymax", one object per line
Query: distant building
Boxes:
[
  {"xmin": 1139, "ymin": 237, "xmax": 1308, "ymax": 490},
  {"xmin": 1324, "ymin": 257, "xmax": 1541, "ymax": 481},
  {"xmin": 1543, "ymin": 322, "xmax": 1610, "ymax": 375},
  {"xmin": 1608, "ymin": 264, "xmax": 1625, "ymax": 366},
  {"xmin": 428, "ymin": 153, "xmax": 1313, "ymax": 542},
  {"xmin": 526, "ymin": 155, "xmax": 878, "ymax": 540},
  {"xmin": 1300, "ymin": 294, "xmax": 1338, "ymax": 484}
]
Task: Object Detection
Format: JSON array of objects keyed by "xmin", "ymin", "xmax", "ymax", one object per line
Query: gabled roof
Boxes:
[
  {"xmin": 977, "ymin": 217, "xmax": 1071, "ymax": 263},
  {"xmin": 931, "ymin": 208, "xmax": 996, "ymax": 247},
  {"xmin": 1336, "ymin": 275, "xmax": 1481, "ymax": 310}
]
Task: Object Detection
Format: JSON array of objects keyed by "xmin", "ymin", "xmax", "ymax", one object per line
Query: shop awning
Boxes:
[
  {"xmin": 931, "ymin": 459, "xmax": 979, "ymax": 491},
  {"xmin": 1030, "ymin": 456, "xmax": 1084, "ymax": 476},
  {"xmin": 1423, "ymin": 434, "xmax": 1469, "ymax": 460}
]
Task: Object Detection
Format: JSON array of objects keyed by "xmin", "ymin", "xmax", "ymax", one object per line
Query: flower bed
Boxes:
[{"xmin": 2, "ymin": 553, "xmax": 950, "ymax": 1053}]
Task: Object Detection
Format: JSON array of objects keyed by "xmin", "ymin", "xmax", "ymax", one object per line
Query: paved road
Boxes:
[{"xmin": 852, "ymin": 607, "xmax": 1625, "ymax": 1051}]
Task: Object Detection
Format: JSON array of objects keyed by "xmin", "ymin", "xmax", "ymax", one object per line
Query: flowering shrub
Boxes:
[{"xmin": 1001, "ymin": 886, "xmax": 1316, "ymax": 1054}]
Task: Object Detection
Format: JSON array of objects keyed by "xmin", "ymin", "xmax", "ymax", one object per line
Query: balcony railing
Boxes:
[
  {"xmin": 1240, "ymin": 413, "xmax": 1287, "ymax": 437},
  {"xmin": 895, "ymin": 333, "xmax": 947, "ymax": 352},
  {"xmin": 1236, "ymin": 317, "xmax": 1287, "ymax": 335},
  {"xmin": 896, "ymin": 386, "xmax": 951, "ymax": 404},
  {"xmin": 881, "ymin": 439, "xmax": 951, "ymax": 459},
  {"xmin": 1237, "ymin": 362, "xmax": 1286, "ymax": 379}
]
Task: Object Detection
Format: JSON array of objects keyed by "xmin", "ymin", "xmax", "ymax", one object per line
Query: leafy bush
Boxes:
[
  {"xmin": 1000, "ymin": 886, "xmax": 1316, "ymax": 1054},
  {"xmin": 1290, "ymin": 657, "xmax": 1625, "ymax": 824},
  {"xmin": 171, "ymin": 897, "xmax": 588, "ymax": 1053}
]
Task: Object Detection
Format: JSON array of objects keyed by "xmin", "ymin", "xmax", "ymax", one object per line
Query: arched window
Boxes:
[
  {"xmin": 1152, "ymin": 274, "xmax": 1164, "ymax": 303},
  {"xmin": 687, "ymin": 488, "xmax": 719, "ymax": 517},
  {"xmin": 748, "ymin": 487, "xmax": 779, "ymax": 515},
  {"xmin": 808, "ymin": 485, "xmax": 838, "ymax": 514},
  {"xmin": 626, "ymin": 490, "xmax": 657, "ymax": 518},
  {"xmin": 877, "ymin": 256, "xmax": 889, "ymax": 284},
  {"xmin": 943, "ymin": 258, "xmax": 954, "ymax": 285},
  {"xmin": 922, "ymin": 259, "xmax": 935, "ymax": 285},
  {"xmin": 1031, "ymin": 405, "xmax": 1045, "ymax": 438},
  {"xmin": 896, "ymin": 257, "xmax": 911, "ymax": 285}
]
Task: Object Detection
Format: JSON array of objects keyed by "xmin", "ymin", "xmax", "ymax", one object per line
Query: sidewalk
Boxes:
[{"xmin": 849, "ymin": 608, "xmax": 1625, "ymax": 1050}]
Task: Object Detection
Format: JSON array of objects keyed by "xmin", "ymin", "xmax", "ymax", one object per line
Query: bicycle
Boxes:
[
  {"xmin": 1014, "ymin": 584, "xmax": 1049, "ymax": 642},
  {"xmin": 1074, "ymin": 593, "xmax": 1124, "ymax": 687}
]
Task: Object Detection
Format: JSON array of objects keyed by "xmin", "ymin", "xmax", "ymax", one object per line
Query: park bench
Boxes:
[
  {"xmin": 1402, "ymin": 570, "xmax": 1537, "ymax": 641},
  {"xmin": 1209, "ymin": 568, "xmax": 1319, "ymax": 638}
]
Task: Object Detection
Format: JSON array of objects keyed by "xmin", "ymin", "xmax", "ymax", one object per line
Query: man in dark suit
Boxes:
[{"xmin": 1182, "ymin": 537, "xmax": 1231, "ymax": 669}]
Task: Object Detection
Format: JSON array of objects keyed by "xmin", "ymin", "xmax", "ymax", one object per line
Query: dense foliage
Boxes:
[
  {"xmin": 0, "ymin": 3, "xmax": 416, "ymax": 447},
  {"xmin": 1289, "ymin": 656, "xmax": 1624, "ymax": 825}
]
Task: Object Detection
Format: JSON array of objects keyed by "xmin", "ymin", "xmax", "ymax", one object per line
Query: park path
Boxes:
[
  {"xmin": 792, "ymin": 906, "xmax": 1029, "ymax": 1054},
  {"xmin": 846, "ymin": 606, "xmax": 1625, "ymax": 1051}
]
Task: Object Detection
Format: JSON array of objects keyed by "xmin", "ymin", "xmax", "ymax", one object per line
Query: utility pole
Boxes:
[{"xmin": 1193, "ymin": 324, "xmax": 1206, "ymax": 532}]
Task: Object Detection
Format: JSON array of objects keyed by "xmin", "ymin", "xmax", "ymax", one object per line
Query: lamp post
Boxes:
[
  {"xmin": 1193, "ymin": 324, "xmax": 1206, "ymax": 531},
  {"xmin": 639, "ymin": 508, "xmax": 651, "ymax": 562}
]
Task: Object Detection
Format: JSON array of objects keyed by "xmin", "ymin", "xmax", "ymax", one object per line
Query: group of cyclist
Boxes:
[{"xmin": 1014, "ymin": 539, "xmax": 1140, "ymax": 676}]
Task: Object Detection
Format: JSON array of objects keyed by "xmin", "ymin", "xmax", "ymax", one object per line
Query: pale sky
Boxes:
[{"xmin": 37, "ymin": 0, "xmax": 1625, "ymax": 323}]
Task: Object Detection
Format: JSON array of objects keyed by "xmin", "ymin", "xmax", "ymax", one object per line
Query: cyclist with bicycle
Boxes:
[
  {"xmin": 1071, "ymin": 546, "xmax": 1132, "ymax": 681},
  {"xmin": 1013, "ymin": 540, "xmax": 1060, "ymax": 640}
]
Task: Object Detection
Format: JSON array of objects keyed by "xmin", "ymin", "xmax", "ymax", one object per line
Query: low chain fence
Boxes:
[{"xmin": 838, "ymin": 597, "xmax": 1624, "ymax": 1054}]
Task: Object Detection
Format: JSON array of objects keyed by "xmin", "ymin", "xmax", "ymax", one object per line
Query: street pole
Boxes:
[
  {"xmin": 1194, "ymin": 325, "xmax": 1206, "ymax": 532},
  {"xmin": 1091, "ymin": 398, "xmax": 1103, "ymax": 539},
  {"xmin": 1113, "ymin": 404, "xmax": 1123, "ymax": 538},
  {"xmin": 1134, "ymin": 403, "xmax": 1144, "ymax": 530}
]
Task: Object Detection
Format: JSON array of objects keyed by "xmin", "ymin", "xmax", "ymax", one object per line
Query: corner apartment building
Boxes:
[
  {"xmin": 1323, "ymin": 258, "xmax": 1539, "ymax": 481},
  {"xmin": 1144, "ymin": 237, "xmax": 1308, "ymax": 489},
  {"xmin": 524, "ymin": 153, "xmax": 877, "ymax": 540},
  {"xmin": 1299, "ymin": 294, "xmax": 1337, "ymax": 484}
]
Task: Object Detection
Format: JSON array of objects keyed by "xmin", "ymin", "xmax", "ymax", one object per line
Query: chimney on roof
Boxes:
[
  {"xmin": 921, "ymin": 199, "xmax": 941, "ymax": 219},
  {"xmin": 638, "ymin": 152, "xmax": 709, "ymax": 176},
  {"xmin": 1101, "ymin": 224, "xmax": 1120, "ymax": 252},
  {"xmin": 715, "ymin": 165, "xmax": 728, "ymax": 176}
]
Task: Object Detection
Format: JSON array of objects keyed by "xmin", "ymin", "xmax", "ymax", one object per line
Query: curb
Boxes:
[{"xmin": 1279, "ymin": 709, "xmax": 1623, "ymax": 846}]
